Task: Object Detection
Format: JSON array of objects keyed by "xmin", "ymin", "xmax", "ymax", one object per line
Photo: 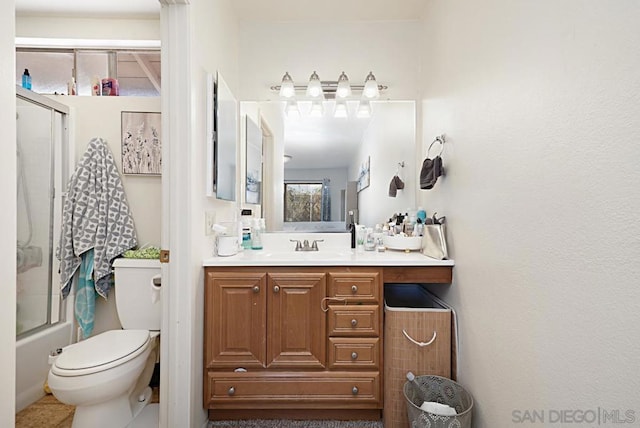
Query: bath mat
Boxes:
[{"xmin": 210, "ymin": 420, "xmax": 383, "ymax": 428}]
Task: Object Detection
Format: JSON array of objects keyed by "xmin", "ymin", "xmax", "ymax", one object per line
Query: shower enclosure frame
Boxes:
[{"xmin": 15, "ymin": 85, "xmax": 70, "ymax": 338}]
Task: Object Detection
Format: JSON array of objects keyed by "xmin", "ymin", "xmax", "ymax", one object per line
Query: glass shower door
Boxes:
[{"xmin": 16, "ymin": 94, "xmax": 61, "ymax": 336}]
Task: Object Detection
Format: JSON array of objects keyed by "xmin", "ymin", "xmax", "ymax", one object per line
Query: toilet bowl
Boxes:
[{"xmin": 48, "ymin": 259, "xmax": 161, "ymax": 428}]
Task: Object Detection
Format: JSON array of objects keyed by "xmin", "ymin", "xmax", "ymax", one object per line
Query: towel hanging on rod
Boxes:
[
  {"xmin": 421, "ymin": 135, "xmax": 445, "ymax": 190},
  {"xmin": 389, "ymin": 161, "xmax": 405, "ymax": 197}
]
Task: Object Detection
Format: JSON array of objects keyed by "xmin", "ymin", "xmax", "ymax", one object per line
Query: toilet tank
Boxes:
[{"xmin": 112, "ymin": 258, "xmax": 161, "ymax": 330}]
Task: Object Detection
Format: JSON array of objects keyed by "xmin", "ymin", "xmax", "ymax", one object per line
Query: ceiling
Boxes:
[{"xmin": 15, "ymin": 0, "xmax": 425, "ymax": 21}]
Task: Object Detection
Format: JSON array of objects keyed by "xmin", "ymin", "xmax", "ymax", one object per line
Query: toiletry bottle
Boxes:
[
  {"xmin": 348, "ymin": 210, "xmax": 356, "ymax": 249},
  {"xmin": 417, "ymin": 207, "xmax": 427, "ymax": 223},
  {"xmin": 21, "ymin": 69, "xmax": 31, "ymax": 90},
  {"xmin": 251, "ymin": 218, "xmax": 263, "ymax": 250},
  {"xmin": 68, "ymin": 76, "xmax": 76, "ymax": 95},
  {"xmin": 91, "ymin": 76, "xmax": 101, "ymax": 96},
  {"xmin": 240, "ymin": 209, "xmax": 253, "ymax": 249}
]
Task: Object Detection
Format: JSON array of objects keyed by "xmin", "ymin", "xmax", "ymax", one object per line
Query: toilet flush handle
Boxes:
[{"xmin": 150, "ymin": 274, "xmax": 162, "ymax": 304}]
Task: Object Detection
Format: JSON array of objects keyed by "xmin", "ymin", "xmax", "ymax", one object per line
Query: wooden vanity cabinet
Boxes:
[
  {"xmin": 204, "ymin": 266, "xmax": 383, "ymax": 419},
  {"xmin": 204, "ymin": 269, "xmax": 326, "ymax": 370}
]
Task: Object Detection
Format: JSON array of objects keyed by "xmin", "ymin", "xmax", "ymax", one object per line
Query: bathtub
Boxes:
[{"xmin": 15, "ymin": 320, "xmax": 72, "ymax": 412}]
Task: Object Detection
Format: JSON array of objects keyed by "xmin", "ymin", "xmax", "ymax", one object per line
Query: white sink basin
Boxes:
[{"xmin": 256, "ymin": 250, "xmax": 353, "ymax": 262}]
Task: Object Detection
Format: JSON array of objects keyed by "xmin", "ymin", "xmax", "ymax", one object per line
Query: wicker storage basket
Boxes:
[{"xmin": 383, "ymin": 284, "xmax": 451, "ymax": 428}]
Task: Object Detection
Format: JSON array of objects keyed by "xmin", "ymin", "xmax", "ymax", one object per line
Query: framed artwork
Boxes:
[
  {"xmin": 357, "ymin": 155, "xmax": 370, "ymax": 192},
  {"xmin": 121, "ymin": 111, "xmax": 162, "ymax": 175},
  {"xmin": 245, "ymin": 115, "xmax": 263, "ymax": 204}
]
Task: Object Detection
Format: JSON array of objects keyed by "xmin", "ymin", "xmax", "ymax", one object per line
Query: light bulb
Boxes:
[
  {"xmin": 279, "ymin": 72, "xmax": 295, "ymax": 98},
  {"xmin": 356, "ymin": 100, "xmax": 372, "ymax": 118},
  {"xmin": 363, "ymin": 71, "xmax": 379, "ymax": 99},
  {"xmin": 306, "ymin": 71, "xmax": 323, "ymax": 98},
  {"xmin": 285, "ymin": 99, "xmax": 300, "ymax": 118},
  {"xmin": 334, "ymin": 100, "xmax": 348, "ymax": 118},
  {"xmin": 309, "ymin": 99, "xmax": 324, "ymax": 117},
  {"xmin": 336, "ymin": 71, "xmax": 352, "ymax": 98}
]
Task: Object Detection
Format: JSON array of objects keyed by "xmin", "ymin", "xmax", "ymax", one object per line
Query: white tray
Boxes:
[{"xmin": 382, "ymin": 235, "xmax": 422, "ymax": 251}]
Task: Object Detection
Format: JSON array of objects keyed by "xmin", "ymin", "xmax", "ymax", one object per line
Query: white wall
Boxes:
[
  {"xmin": 0, "ymin": 0, "xmax": 16, "ymax": 425},
  {"xmin": 59, "ymin": 96, "xmax": 162, "ymax": 247},
  {"xmin": 419, "ymin": 1, "xmax": 640, "ymax": 426},
  {"xmin": 353, "ymin": 101, "xmax": 416, "ymax": 228},
  {"xmin": 16, "ymin": 16, "xmax": 160, "ymax": 41},
  {"xmin": 187, "ymin": 0, "xmax": 240, "ymax": 425}
]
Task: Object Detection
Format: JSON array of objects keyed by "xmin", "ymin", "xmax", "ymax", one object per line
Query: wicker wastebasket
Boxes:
[{"xmin": 404, "ymin": 375, "xmax": 473, "ymax": 428}]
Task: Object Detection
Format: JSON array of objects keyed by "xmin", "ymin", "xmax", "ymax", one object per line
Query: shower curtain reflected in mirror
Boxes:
[{"xmin": 16, "ymin": 90, "xmax": 67, "ymax": 337}]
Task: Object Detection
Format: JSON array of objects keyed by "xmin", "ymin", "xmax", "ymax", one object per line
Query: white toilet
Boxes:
[{"xmin": 48, "ymin": 258, "xmax": 161, "ymax": 428}]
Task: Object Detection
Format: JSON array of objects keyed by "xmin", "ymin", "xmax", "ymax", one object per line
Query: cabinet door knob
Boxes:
[
  {"xmin": 273, "ymin": 285, "xmax": 280, "ymax": 293},
  {"xmin": 253, "ymin": 286, "xmax": 260, "ymax": 293},
  {"xmin": 351, "ymin": 318, "xmax": 358, "ymax": 327},
  {"xmin": 227, "ymin": 386, "xmax": 235, "ymax": 396},
  {"xmin": 352, "ymin": 386, "xmax": 359, "ymax": 395},
  {"xmin": 351, "ymin": 352, "xmax": 358, "ymax": 360},
  {"xmin": 351, "ymin": 285, "xmax": 358, "ymax": 293}
]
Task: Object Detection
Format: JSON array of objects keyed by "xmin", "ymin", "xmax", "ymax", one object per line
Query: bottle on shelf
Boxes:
[{"xmin": 21, "ymin": 69, "xmax": 32, "ymax": 90}]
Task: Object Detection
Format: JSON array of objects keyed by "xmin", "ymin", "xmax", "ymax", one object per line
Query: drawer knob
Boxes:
[
  {"xmin": 227, "ymin": 386, "xmax": 235, "ymax": 396},
  {"xmin": 352, "ymin": 386, "xmax": 359, "ymax": 395},
  {"xmin": 253, "ymin": 286, "xmax": 259, "ymax": 293},
  {"xmin": 351, "ymin": 319, "xmax": 358, "ymax": 327},
  {"xmin": 273, "ymin": 285, "xmax": 280, "ymax": 293},
  {"xmin": 351, "ymin": 285, "xmax": 358, "ymax": 293},
  {"xmin": 351, "ymin": 352, "xmax": 358, "ymax": 360}
]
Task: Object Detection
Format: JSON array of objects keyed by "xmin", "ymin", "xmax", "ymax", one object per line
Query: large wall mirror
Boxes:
[{"xmin": 246, "ymin": 100, "xmax": 416, "ymax": 232}]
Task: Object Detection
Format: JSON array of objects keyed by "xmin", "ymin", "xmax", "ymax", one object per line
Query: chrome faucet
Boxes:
[{"xmin": 290, "ymin": 239, "xmax": 324, "ymax": 251}]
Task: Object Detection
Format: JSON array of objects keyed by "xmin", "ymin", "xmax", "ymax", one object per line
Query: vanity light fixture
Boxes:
[
  {"xmin": 335, "ymin": 71, "xmax": 352, "ymax": 98},
  {"xmin": 279, "ymin": 72, "xmax": 295, "ymax": 98},
  {"xmin": 362, "ymin": 71, "xmax": 380, "ymax": 99},
  {"xmin": 356, "ymin": 100, "xmax": 372, "ymax": 118},
  {"xmin": 285, "ymin": 99, "xmax": 300, "ymax": 118},
  {"xmin": 271, "ymin": 71, "xmax": 386, "ymax": 100},
  {"xmin": 309, "ymin": 99, "xmax": 325, "ymax": 117},
  {"xmin": 334, "ymin": 99, "xmax": 349, "ymax": 118},
  {"xmin": 306, "ymin": 71, "xmax": 324, "ymax": 98}
]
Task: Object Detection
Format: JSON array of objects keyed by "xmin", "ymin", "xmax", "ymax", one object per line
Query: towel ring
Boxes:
[{"xmin": 427, "ymin": 135, "xmax": 445, "ymax": 158}]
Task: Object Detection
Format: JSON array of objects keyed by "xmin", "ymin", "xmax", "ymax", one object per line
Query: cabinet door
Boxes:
[
  {"xmin": 205, "ymin": 271, "xmax": 267, "ymax": 368},
  {"xmin": 267, "ymin": 272, "xmax": 326, "ymax": 368}
]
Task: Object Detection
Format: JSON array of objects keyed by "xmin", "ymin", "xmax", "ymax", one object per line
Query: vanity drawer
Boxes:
[
  {"xmin": 206, "ymin": 372, "xmax": 380, "ymax": 408},
  {"xmin": 328, "ymin": 272, "xmax": 380, "ymax": 302},
  {"xmin": 328, "ymin": 337, "xmax": 380, "ymax": 369},
  {"xmin": 328, "ymin": 305, "xmax": 380, "ymax": 337}
]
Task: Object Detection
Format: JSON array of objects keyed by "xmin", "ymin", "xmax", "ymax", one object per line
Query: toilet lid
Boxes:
[{"xmin": 53, "ymin": 330, "xmax": 150, "ymax": 375}]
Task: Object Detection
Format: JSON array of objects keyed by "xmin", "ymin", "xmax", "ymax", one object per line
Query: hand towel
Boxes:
[
  {"xmin": 420, "ymin": 155, "xmax": 443, "ymax": 190},
  {"xmin": 388, "ymin": 175, "xmax": 405, "ymax": 197},
  {"xmin": 57, "ymin": 137, "xmax": 138, "ymax": 299},
  {"xmin": 75, "ymin": 249, "xmax": 96, "ymax": 339}
]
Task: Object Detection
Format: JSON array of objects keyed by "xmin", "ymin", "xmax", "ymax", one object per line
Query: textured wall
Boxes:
[{"xmin": 419, "ymin": 1, "xmax": 640, "ymax": 426}]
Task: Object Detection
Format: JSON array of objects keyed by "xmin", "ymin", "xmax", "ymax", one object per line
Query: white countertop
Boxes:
[{"xmin": 202, "ymin": 249, "xmax": 454, "ymax": 267}]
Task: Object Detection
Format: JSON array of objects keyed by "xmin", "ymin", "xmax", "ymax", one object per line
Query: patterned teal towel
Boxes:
[{"xmin": 75, "ymin": 249, "xmax": 96, "ymax": 339}]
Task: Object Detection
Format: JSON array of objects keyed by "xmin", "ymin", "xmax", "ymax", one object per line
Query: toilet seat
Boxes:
[{"xmin": 52, "ymin": 330, "xmax": 151, "ymax": 377}]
